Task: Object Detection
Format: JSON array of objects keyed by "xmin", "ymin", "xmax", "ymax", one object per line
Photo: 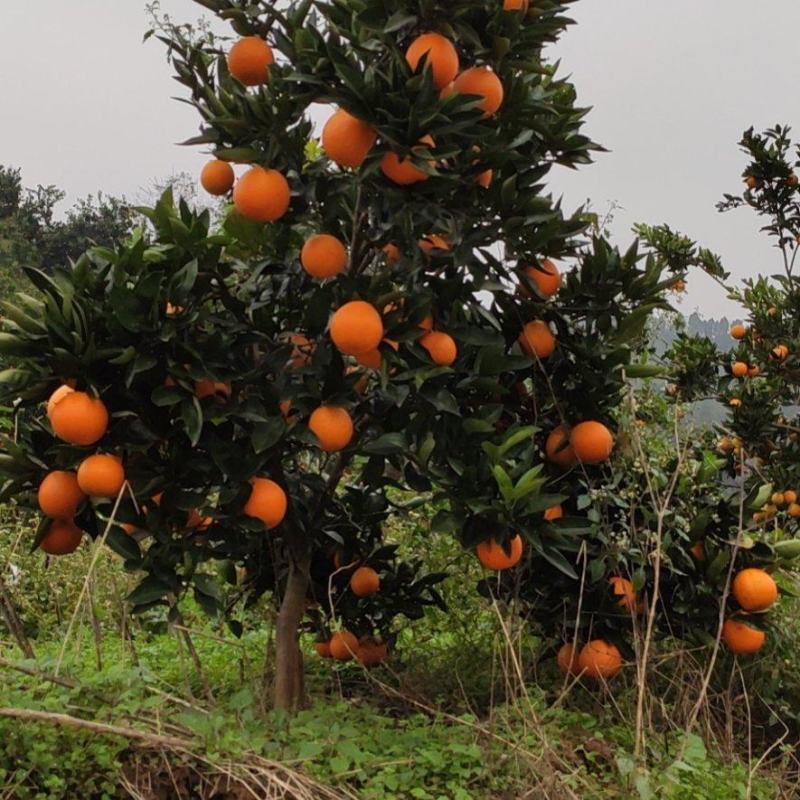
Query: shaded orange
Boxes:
[
  {"xmin": 578, "ymin": 640, "xmax": 622, "ymax": 680},
  {"xmin": 244, "ymin": 477, "xmax": 287, "ymax": 529},
  {"xmin": 40, "ymin": 519, "xmax": 83, "ymax": 556},
  {"xmin": 571, "ymin": 421, "xmax": 614, "ymax": 464},
  {"xmin": 200, "ymin": 160, "xmax": 235, "ymax": 195},
  {"xmin": 419, "ymin": 331, "xmax": 457, "ymax": 366},
  {"xmin": 301, "ymin": 234, "xmax": 348, "ymax": 278},
  {"xmin": 309, "ymin": 406, "xmax": 354, "ymax": 452},
  {"xmin": 476, "ymin": 535, "xmax": 523, "ymax": 570},
  {"xmin": 77, "ymin": 454, "xmax": 125, "ymax": 498},
  {"xmin": 38, "ymin": 471, "xmax": 86, "ymax": 518},
  {"xmin": 350, "ymin": 566, "xmax": 380, "ymax": 597},
  {"xmin": 518, "ymin": 320, "xmax": 556, "ymax": 359},
  {"xmin": 405, "ymin": 33, "xmax": 459, "ymax": 89}
]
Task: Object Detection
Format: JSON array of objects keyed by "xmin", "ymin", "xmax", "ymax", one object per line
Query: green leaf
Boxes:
[
  {"xmin": 181, "ymin": 396, "xmax": 203, "ymax": 446},
  {"xmin": 363, "ymin": 433, "xmax": 407, "ymax": 455},
  {"xmin": 128, "ymin": 575, "xmax": 172, "ymax": 605}
]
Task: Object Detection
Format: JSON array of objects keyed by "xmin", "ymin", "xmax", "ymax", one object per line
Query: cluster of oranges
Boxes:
[
  {"xmin": 752, "ymin": 489, "xmax": 800, "ymax": 524},
  {"xmin": 37, "ymin": 383, "xmax": 289, "ymax": 555},
  {"xmin": 720, "ymin": 567, "xmax": 778, "ymax": 654}
]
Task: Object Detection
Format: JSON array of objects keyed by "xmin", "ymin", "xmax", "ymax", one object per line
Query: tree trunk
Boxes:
[
  {"xmin": 273, "ymin": 557, "xmax": 309, "ymax": 712},
  {"xmin": 0, "ymin": 576, "xmax": 34, "ymax": 659}
]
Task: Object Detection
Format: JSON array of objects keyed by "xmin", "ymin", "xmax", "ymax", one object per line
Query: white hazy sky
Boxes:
[{"xmin": 1, "ymin": 0, "xmax": 798, "ymax": 317}]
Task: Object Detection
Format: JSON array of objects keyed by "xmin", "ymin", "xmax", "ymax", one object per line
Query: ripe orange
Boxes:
[
  {"xmin": 350, "ymin": 565, "xmax": 380, "ymax": 597},
  {"xmin": 244, "ymin": 477, "xmax": 287, "ymax": 529},
  {"xmin": 731, "ymin": 361, "xmax": 748, "ymax": 378},
  {"xmin": 571, "ymin": 421, "xmax": 614, "ymax": 464},
  {"xmin": 356, "ymin": 349, "xmax": 382, "ymax": 369},
  {"xmin": 784, "ymin": 490, "xmax": 797, "ymax": 504},
  {"xmin": 227, "ymin": 36, "xmax": 274, "ymax": 86},
  {"xmin": 689, "ymin": 542, "xmax": 705, "ymax": 561},
  {"xmin": 744, "ymin": 176, "xmax": 758, "ymax": 190},
  {"xmin": 38, "ymin": 471, "xmax": 86, "ymax": 518},
  {"xmin": 419, "ymin": 331, "xmax": 457, "ymax": 366},
  {"xmin": 194, "ymin": 380, "xmax": 232, "ymax": 400},
  {"xmin": 288, "ymin": 333, "xmax": 315, "ymax": 369},
  {"xmin": 47, "ymin": 384, "xmax": 75, "ymax": 418},
  {"xmin": 301, "ymin": 234, "xmax": 348, "ymax": 279},
  {"xmin": 476, "ymin": 535, "xmax": 523, "ymax": 570},
  {"xmin": 772, "ymin": 492, "xmax": 786, "ymax": 507},
  {"xmin": 729, "ymin": 398, "xmax": 742, "ymax": 408},
  {"xmin": 477, "ymin": 168, "xmax": 493, "ymax": 188},
  {"xmin": 577, "ymin": 640, "xmax": 622, "ymax": 680},
  {"xmin": 545, "ymin": 426, "xmax": 576, "ymax": 469},
  {"xmin": 405, "ymin": 32, "xmax": 459, "ymax": 89},
  {"xmin": 329, "ymin": 630, "xmax": 359, "ymax": 661},
  {"xmin": 186, "ymin": 510, "xmax": 213, "ymax": 530},
  {"xmin": 315, "ymin": 641, "xmax": 332, "ymax": 659},
  {"xmin": 357, "ymin": 636, "xmax": 388, "ymax": 667},
  {"xmin": 504, "ymin": 0, "xmax": 529, "ymax": 9},
  {"xmin": 732, "ymin": 568, "xmax": 778, "ymax": 612},
  {"xmin": 452, "ymin": 66, "xmax": 504, "ymax": 116},
  {"xmin": 543, "ymin": 504, "xmax": 563, "ymax": 522},
  {"xmin": 40, "ymin": 519, "xmax": 83, "ymax": 555},
  {"xmin": 722, "ymin": 618, "xmax": 765, "ymax": 654},
  {"xmin": 788, "ymin": 502, "xmax": 800, "ymax": 517},
  {"xmin": 322, "ymin": 108, "xmax": 377, "ymax": 169},
  {"xmin": 309, "ymin": 406, "xmax": 354, "ymax": 452},
  {"xmin": 382, "ymin": 243, "xmax": 401, "ymax": 266},
  {"xmin": 50, "ymin": 392, "xmax": 109, "ymax": 446},
  {"xmin": 233, "ymin": 166, "xmax": 291, "ymax": 222},
  {"xmin": 609, "ymin": 576, "xmax": 640, "ymax": 612},
  {"xmin": 77, "ymin": 454, "xmax": 125, "ymax": 498},
  {"xmin": 330, "ymin": 301, "xmax": 384, "ymax": 356},
  {"xmin": 520, "ymin": 259, "xmax": 560, "ymax": 299},
  {"xmin": 772, "ymin": 344, "xmax": 789, "ymax": 360},
  {"xmin": 557, "ymin": 642, "xmax": 579, "ymax": 676},
  {"xmin": 418, "ymin": 233, "xmax": 450, "ymax": 254},
  {"xmin": 730, "ymin": 324, "xmax": 746, "ymax": 340},
  {"xmin": 518, "ymin": 320, "xmax": 556, "ymax": 359},
  {"xmin": 200, "ymin": 160, "xmax": 235, "ymax": 195},
  {"xmin": 380, "ymin": 136, "xmax": 435, "ymax": 185}
]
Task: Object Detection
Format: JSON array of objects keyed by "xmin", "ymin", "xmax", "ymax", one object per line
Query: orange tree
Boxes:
[
  {"xmin": 0, "ymin": 0, "xmax": 685, "ymax": 706},
  {"xmin": 635, "ymin": 125, "xmax": 800, "ymax": 666}
]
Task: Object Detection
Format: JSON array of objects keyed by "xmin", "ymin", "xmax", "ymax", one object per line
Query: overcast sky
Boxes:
[{"xmin": 1, "ymin": 0, "xmax": 798, "ymax": 317}]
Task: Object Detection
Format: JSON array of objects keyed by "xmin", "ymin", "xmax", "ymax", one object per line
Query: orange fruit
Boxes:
[
  {"xmin": 200, "ymin": 160, "xmax": 235, "ymax": 195},
  {"xmin": 577, "ymin": 640, "xmax": 622, "ymax": 680},
  {"xmin": 227, "ymin": 36, "xmax": 273, "ymax": 86},
  {"xmin": 77, "ymin": 454, "xmax": 125, "ymax": 498},
  {"xmin": 476, "ymin": 535, "xmax": 523, "ymax": 570},
  {"xmin": 609, "ymin": 576, "xmax": 640, "ymax": 612},
  {"xmin": 744, "ymin": 176, "xmax": 758, "ymax": 190},
  {"xmin": 244, "ymin": 477, "xmax": 287, "ymax": 529},
  {"xmin": 380, "ymin": 136, "xmax": 435, "ymax": 185},
  {"xmin": 772, "ymin": 344, "xmax": 789, "ymax": 360},
  {"xmin": 732, "ymin": 568, "xmax": 778, "ymax": 612},
  {"xmin": 357, "ymin": 636, "xmax": 388, "ymax": 667},
  {"xmin": 301, "ymin": 234, "xmax": 348, "ymax": 279},
  {"xmin": 722, "ymin": 618, "xmax": 765, "ymax": 654},
  {"xmin": 40, "ymin": 518, "xmax": 83, "ymax": 556},
  {"xmin": 452, "ymin": 66, "xmax": 504, "ymax": 116},
  {"xmin": 330, "ymin": 301, "xmax": 384, "ymax": 356},
  {"xmin": 503, "ymin": 0, "xmax": 529, "ymax": 9},
  {"xmin": 309, "ymin": 406, "xmax": 354, "ymax": 452},
  {"xmin": 729, "ymin": 398, "xmax": 742, "ymax": 408},
  {"xmin": 545, "ymin": 426, "xmax": 576, "ymax": 469},
  {"xmin": 350, "ymin": 566, "xmax": 380, "ymax": 597},
  {"xmin": 329, "ymin": 630, "xmax": 359, "ymax": 661},
  {"xmin": 38, "ymin": 471, "xmax": 86, "ymax": 518},
  {"xmin": 571, "ymin": 421, "xmax": 614, "ymax": 464},
  {"xmin": 784, "ymin": 490, "xmax": 797, "ymax": 504},
  {"xmin": 418, "ymin": 314, "xmax": 434, "ymax": 336},
  {"xmin": 233, "ymin": 166, "xmax": 291, "ymax": 222},
  {"xmin": 322, "ymin": 108, "xmax": 377, "ymax": 169},
  {"xmin": 520, "ymin": 259, "xmax": 560, "ymax": 299},
  {"xmin": 731, "ymin": 362, "xmax": 748, "ymax": 378},
  {"xmin": 557, "ymin": 642, "xmax": 579, "ymax": 676},
  {"xmin": 689, "ymin": 542, "xmax": 705, "ymax": 561},
  {"xmin": 772, "ymin": 492, "xmax": 786, "ymax": 507},
  {"xmin": 788, "ymin": 502, "xmax": 800, "ymax": 517},
  {"xmin": 543, "ymin": 504, "xmax": 563, "ymax": 521},
  {"xmin": 405, "ymin": 32, "xmax": 459, "ymax": 89},
  {"xmin": 287, "ymin": 333, "xmax": 315, "ymax": 369},
  {"xmin": 419, "ymin": 331, "xmax": 457, "ymax": 366},
  {"xmin": 356, "ymin": 349, "xmax": 382, "ymax": 369},
  {"xmin": 730, "ymin": 324, "xmax": 746, "ymax": 340},
  {"xmin": 186, "ymin": 510, "xmax": 213, "ymax": 530},
  {"xmin": 315, "ymin": 641, "xmax": 332, "ymax": 659},
  {"xmin": 788, "ymin": 174, "xmax": 799, "ymax": 187},
  {"xmin": 47, "ymin": 384, "xmax": 75, "ymax": 418},
  {"xmin": 50, "ymin": 391, "xmax": 109, "ymax": 446},
  {"xmin": 518, "ymin": 320, "xmax": 556, "ymax": 359},
  {"xmin": 477, "ymin": 168, "xmax": 493, "ymax": 188},
  {"xmin": 418, "ymin": 233, "xmax": 450, "ymax": 254},
  {"xmin": 194, "ymin": 380, "xmax": 232, "ymax": 400},
  {"xmin": 382, "ymin": 243, "xmax": 401, "ymax": 266},
  {"xmin": 165, "ymin": 302, "xmax": 184, "ymax": 316}
]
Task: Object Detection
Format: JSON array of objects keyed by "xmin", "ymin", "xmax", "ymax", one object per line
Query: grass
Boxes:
[{"xmin": 0, "ymin": 507, "xmax": 797, "ymax": 799}]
